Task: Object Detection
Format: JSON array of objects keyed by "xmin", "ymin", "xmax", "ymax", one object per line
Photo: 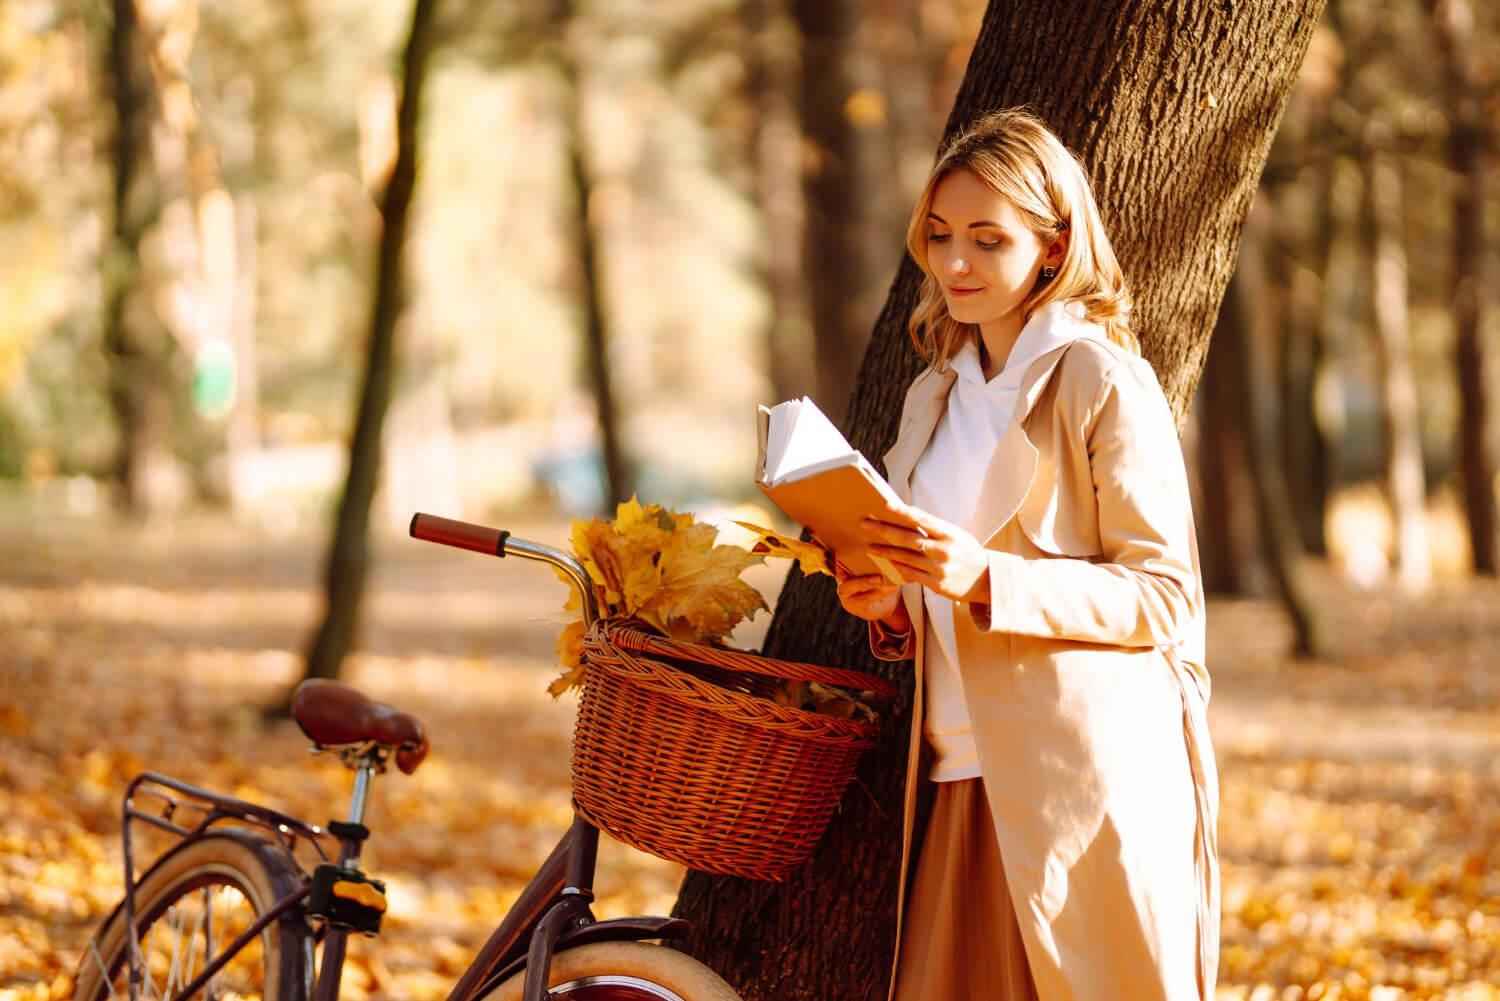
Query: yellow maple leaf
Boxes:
[
  {"xmin": 613, "ymin": 494, "xmax": 683, "ymax": 538},
  {"xmin": 640, "ymin": 521, "xmax": 767, "ymax": 642},
  {"xmin": 548, "ymin": 620, "xmax": 588, "ymax": 697},
  {"xmin": 730, "ymin": 520, "xmax": 833, "ymax": 577},
  {"xmin": 610, "ymin": 497, "xmax": 678, "ymax": 616},
  {"xmin": 552, "ymin": 565, "xmax": 584, "ymax": 614},
  {"xmin": 572, "ymin": 518, "xmax": 635, "ymax": 609}
]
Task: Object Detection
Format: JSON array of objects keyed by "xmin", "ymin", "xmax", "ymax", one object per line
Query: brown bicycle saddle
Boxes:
[{"xmin": 291, "ymin": 679, "xmax": 430, "ymax": 775}]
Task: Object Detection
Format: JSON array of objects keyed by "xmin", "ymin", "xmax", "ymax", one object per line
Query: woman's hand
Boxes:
[
  {"xmin": 863, "ymin": 504, "xmax": 991, "ymax": 603},
  {"xmin": 833, "ymin": 562, "xmax": 911, "ymax": 631}
]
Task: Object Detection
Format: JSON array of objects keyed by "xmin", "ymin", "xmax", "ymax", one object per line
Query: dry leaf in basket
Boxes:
[
  {"xmin": 550, "ymin": 498, "xmax": 873, "ymax": 721},
  {"xmin": 552, "ymin": 498, "xmax": 766, "ymax": 692},
  {"xmin": 773, "ymin": 680, "xmax": 879, "ymax": 723}
]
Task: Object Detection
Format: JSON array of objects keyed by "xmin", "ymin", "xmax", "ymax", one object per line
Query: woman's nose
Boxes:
[{"xmin": 948, "ymin": 254, "xmax": 969, "ymax": 276}]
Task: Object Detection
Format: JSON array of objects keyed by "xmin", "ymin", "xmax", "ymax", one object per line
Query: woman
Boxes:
[{"xmin": 834, "ymin": 109, "xmax": 1219, "ymax": 1001}]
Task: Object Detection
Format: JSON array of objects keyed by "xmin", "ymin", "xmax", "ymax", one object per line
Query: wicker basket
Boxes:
[{"xmin": 571, "ymin": 619, "xmax": 900, "ymax": 882}]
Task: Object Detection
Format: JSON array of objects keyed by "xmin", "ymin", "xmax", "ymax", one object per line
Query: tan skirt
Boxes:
[{"xmin": 893, "ymin": 777, "xmax": 1039, "ymax": 1001}]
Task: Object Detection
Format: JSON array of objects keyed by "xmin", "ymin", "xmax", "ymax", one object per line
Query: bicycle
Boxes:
[{"xmin": 74, "ymin": 512, "xmax": 743, "ymax": 1001}]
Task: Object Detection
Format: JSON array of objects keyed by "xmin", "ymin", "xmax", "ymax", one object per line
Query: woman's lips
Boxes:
[{"xmin": 946, "ymin": 286, "xmax": 983, "ymax": 297}]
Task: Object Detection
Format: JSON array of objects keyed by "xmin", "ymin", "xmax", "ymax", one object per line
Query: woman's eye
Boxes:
[
  {"xmin": 927, "ymin": 232, "xmax": 951, "ymax": 243},
  {"xmin": 976, "ymin": 239, "xmax": 1002, "ymax": 251}
]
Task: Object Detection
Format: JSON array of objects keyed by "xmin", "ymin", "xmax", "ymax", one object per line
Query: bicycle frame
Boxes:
[
  {"xmin": 117, "ymin": 774, "xmax": 687, "ymax": 1001},
  {"xmin": 107, "ymin": 517, "xmax": 692, "ymax": 1001}
]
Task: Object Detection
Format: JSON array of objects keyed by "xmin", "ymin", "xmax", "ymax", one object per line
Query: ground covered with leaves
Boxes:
[{"xmin": 3, "ymin": 509, "xmax": 1500, "ymax": 1000}]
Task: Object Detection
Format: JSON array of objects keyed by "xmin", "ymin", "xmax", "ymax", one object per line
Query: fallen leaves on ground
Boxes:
[{"xmin": 4, "ymin": 517, "xmax": 1500, "ymax": 1000}]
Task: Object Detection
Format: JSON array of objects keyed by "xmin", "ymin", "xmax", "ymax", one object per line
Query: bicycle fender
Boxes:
[
  {"xmin": 98, "ymin": 827, "xmax": 309, "ymax": 939},
  {"xmin": 487, "ymin": 916, "xmax": 692, "ymax": 988},
  {"xmin": 558, "ymin": 916, "xmax": 692, "ymax": 948}
]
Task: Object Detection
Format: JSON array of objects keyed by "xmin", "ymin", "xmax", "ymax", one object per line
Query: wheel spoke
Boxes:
[
  {"xmin": 163, "ymin": 899, "xmax": 190, "ymax": 998},
  {"xmin": 84, "ymin": 837, "xmax": 305, "ymax": 1001},
  {"xmin": 143, "ymin": 918, "xmax": 162, "ymax": 1001},
  {"xmin": 89, "ymin": 940, "xmax": 120, "ymax": 1001},
  {"xmin": 172, "ymin": 889, "xmax": 210, "ymax": 998}
]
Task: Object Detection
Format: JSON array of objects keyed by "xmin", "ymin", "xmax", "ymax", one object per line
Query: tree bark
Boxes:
[
  {"xmin": 1428, "ymin": 0, "xmax": 1496, "ymax": 575},
  {"xmin": 1363, "ymin": 137, "xmax": 1431, "ymax": 591},
  {"xmin": 302, "ymin": 0, "xmax": 438, "ymax": 684},
  {"xmin": 102, "ymin": 0, "xmax": 163, "ymax": 516},
  {"xmin": 672, "ymin": 2, "xmax": 1327, "ymax": 997},
  {"xmin": 1229, "ymin": 203, "xmax": 1327, "ymax": 657}
]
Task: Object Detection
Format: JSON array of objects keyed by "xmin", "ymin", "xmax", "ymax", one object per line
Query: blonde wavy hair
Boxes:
[{"xmin": 906, "ymin": 108, "xmax": 1137, "ymax": 365}]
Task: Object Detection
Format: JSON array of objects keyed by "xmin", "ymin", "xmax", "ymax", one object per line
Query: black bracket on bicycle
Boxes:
[{"xmin": 306, "ymin": 863, "xmax": 386, "ymax": 936}]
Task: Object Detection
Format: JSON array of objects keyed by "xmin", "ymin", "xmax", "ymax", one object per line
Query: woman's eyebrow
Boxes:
[{"xmin": 926, "ymin": 212, "xmax": 1001, "ymax": 229}]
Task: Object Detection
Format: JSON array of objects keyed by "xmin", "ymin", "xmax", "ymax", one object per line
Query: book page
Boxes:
[{"xmin": 764, "ymin": 397, "xmax": 859, "ymax": 486}]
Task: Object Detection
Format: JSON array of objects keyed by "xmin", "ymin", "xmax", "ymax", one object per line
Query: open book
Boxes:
[{"xmin": 755, "ymin": 397, "xmax": 919, "ymax": 585}]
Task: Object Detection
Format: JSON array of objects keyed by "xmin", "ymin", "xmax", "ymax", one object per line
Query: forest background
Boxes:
[{"xmin": 4, "ymin": 0, "xmax": 1500, "ymax": 998}]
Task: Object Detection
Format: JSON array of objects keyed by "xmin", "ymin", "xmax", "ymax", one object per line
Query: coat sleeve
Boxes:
[
  {"xmin": 968, "ymin": 359, "xmax": 1200, "ymax": 648},
  {"xmin": 867, "ymin": 617, "xmax": 914, "ymax": 661}
]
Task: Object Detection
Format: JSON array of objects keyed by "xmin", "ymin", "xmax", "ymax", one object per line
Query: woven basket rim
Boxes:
[
  {"xmin": 581, "ymin": 620, "xmax": 894, "ymax": 742},
  {"xmin": 594, "ymin": 618, "xmax": 899, "ymax": 699}
]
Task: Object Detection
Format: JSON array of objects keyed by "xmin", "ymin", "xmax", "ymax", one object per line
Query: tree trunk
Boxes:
[
  {"xmin": 1315, "ymin": 156, "xmax": 1357, "ymax": 502},
  {"xmin": 796, "ymin": 0, "xmax": 900, "ymax": 426},
  {"xmin": 1275, "ymin": 176, "xmax": 1330, "ymax": 556},
  {"xmin": 564, "ymin": 90, "xmax": 632, "ymax": 510},
  {"xmin": 102, "ymin": 0, "xmax": 163, "ymax": 516},
  {"xmin": 1195, "ymin": 318, "xmax": 1251, "ymax": 596},
  {"xmin": 302, "ymin": 0, "xmax": 438, "ymax": 684},
  {"xmin": 1363, "ymin": 137, "xmax": 1431, "ymax": 591},
  {"xmin": 226, "ymin": 191, "xmax": 263, "ymax": 517},
  {"xmin": 553, "ymin": 0, "xmax": 631, "ymax": 510},
  {"xmin": 1230, "ymin": 202, "xmax": 1327, "ymax": 657},
  {"xmin": 747, "ymin": 0, "xmax": 814, "ymax": 404},
  {"xmin": 671, "ymin": 2, "xmax": 1327, "ymax": 997},
  {"xmin": 1428, "ymin": 0, "xmax": 1496, "ymax": 575}
]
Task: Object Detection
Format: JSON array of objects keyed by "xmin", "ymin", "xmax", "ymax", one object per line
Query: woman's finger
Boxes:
[
  {"xmin": 870, "ymin": 541, "xmax": 936, "ymax": 564},
  {"xmin": 838, "ymin": 575, "xmax": 891, "ymax": 597},
  {"xmin": 862, "ymin": 518, "xmax": 927, "ymax": 546},
  {"xmin": 871, "ymin": 546, "xmax": 933, "ymax": 577},
  {"xmin": 892, "ymin": 503, "xmax": 958, "ymax": 540}
]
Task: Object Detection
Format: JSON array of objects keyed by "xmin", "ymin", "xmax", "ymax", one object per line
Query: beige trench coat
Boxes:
[{"xmin": 871, "ymin": 333, "xmax": 1220, "ymax": 1001}]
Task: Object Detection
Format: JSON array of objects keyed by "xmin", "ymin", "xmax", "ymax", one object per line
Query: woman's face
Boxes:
[{"xmin": 923, "ymin": 169, "xmax": 1058, "ymax": 328}]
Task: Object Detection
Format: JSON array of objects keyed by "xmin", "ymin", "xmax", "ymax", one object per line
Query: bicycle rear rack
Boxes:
[
  {"xmin": 121, "ymin": 771, "xmax": 334, "ymax": 875},
  {"xmin": 115, "ymin": 772, "xmax": 334, "ymax": 1000}
]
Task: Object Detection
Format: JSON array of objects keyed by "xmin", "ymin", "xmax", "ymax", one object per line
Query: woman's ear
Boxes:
[{"xmin": 1044, "ymin": 230, "xmax": 1070, "ymax": 268}]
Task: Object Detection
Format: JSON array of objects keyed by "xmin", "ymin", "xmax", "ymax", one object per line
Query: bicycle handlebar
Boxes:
[{"xmin": 408, "ymin": 513, "xmax": 600, "ymax": 626}]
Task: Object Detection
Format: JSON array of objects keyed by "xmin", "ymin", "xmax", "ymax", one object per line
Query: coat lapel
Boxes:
[
  {"xmin": 881, "ymin": 367, "xmax": 955, "ymax": 504},
  {"xmin": 878, "ymin": 334, "xmax": 1102, "ymax": 626},
  {"xmin": 967, "ymin": 336, "xmax": 1100, "ymax": 545},
  {"xmin": 880, "ymin": 367, "xmax": 954, "ymax": 640}
]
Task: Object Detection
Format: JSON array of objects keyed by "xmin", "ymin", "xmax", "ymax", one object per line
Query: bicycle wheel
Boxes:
[
  {"xmin": 484, "ymin": 941, "xmax": 743, "ymax": 1001},
  {"xmin": 74, "ymin": 830, "xmax": 313, "ymax": 1001}
]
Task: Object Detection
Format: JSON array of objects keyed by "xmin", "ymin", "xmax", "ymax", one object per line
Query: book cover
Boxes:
[{"xmin": 754, "ymin": 399, "xmax": 919, "ymax": 585}]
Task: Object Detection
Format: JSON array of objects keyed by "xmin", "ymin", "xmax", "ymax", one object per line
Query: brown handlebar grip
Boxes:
[{"xmin": 408, "ymin": 513, "xmax": 509, "ymax": 557}]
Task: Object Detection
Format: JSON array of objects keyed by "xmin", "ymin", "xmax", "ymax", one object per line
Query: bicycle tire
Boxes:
[
  {"xmin": 483, "ymin": 941, "xmax": 743, "ymax": 1001},
  {"xmin": 74, "ymin": 829, "xmax": 313, "ymax": 1001}
]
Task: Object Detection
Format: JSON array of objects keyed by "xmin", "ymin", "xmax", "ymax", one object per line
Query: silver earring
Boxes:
[{"xmin": 1040, "ymin": 266, "xmax": 1057, "ymax": 280}]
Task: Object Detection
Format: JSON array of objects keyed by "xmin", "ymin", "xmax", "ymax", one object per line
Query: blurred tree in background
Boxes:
[{"xmin": 302, "ymin": 0, "xmax": 438, "ymax": 685}]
